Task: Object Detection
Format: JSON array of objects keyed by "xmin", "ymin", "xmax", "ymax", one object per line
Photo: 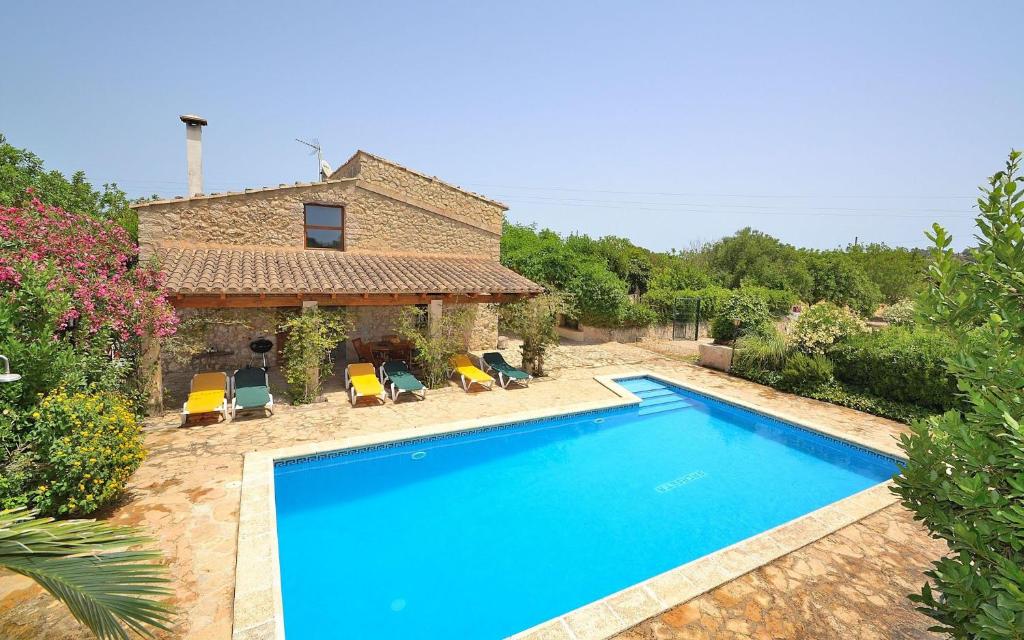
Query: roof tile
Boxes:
[{"xmin": 155, "ymin": 245, "xmax": 544, "ymax": 297}]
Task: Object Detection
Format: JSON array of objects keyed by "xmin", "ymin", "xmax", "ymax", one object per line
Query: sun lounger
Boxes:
[
  {"xmin": 345, "ymin": 362, "xmax": 386, "ymax": 406},
  {"xmin": 482, "ymin": 352, "xmax": 533, "ymax": 388},
  {"xmin": 231, "ymin": 367, "xmax": 274, "ymax": 418},
  {"xmin": 181, "ymin": 371, "xmax": 228, "ymax": 425},
  {"xmin": 450, "ymin": 354, "xmax": 494, "ymax": 392},
  {"xmin": 381, "ymin": 361, "xmax": 427, "ymax": 401}
]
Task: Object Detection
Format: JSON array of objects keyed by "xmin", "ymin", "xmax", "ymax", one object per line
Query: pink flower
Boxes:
[{"xmin": 0, "ymin": 201, "xmax": 176, "ymax": 341}]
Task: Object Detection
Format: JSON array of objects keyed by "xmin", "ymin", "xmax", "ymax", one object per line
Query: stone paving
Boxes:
[{"xmin": 0, "ymin": 340, "xmax": 943, "ymax": 639}]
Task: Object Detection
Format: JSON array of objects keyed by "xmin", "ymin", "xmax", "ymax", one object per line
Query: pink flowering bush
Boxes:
[
  {"xmin": 0, "ymin": 193, "xmax": 176, "ymax": 515},
  {"xmin": 0, "ymin": 196, "xmax": 176, "ymax": 341}
]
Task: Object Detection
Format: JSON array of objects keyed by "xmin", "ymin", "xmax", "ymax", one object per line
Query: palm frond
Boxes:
[{"xmin": 0, "ymin": 508, "xmax": 174, "ymax": 640}]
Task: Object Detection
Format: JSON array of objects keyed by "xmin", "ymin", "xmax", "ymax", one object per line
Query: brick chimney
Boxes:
[{"xmin": 179, "ymin": 114, "xmax": 207, "ymax": 196}]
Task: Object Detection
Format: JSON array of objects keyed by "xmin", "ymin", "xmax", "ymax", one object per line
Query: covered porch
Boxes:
[{"xmin": 146, "ymin": 244, "xmax": 543, "ymax": 410}]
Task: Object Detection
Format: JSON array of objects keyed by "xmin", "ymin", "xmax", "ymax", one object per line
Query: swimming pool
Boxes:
[{"xmin": 271, "ymin": 376, "xmax": 899, "ymax": 639}]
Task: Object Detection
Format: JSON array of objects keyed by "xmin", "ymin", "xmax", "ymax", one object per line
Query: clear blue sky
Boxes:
[{"xmin": 3, "ymin": 1, "xmax": 1020, "ymax": 251}]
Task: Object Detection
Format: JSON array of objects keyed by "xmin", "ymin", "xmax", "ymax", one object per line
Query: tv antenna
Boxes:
[{"xmin": 295, "ymin": 137, "xmax": 331, "ymax": 181}]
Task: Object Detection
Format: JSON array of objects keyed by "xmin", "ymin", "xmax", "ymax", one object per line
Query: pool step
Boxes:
[
  {"xmin": 638, "ymin": 400, "xmax": 691, "ymax": 416},
  {"xmin": 617, "ymin": 379, "xmax": 668, "ymax": 394},
  {"xmin": 634, "ymin": 388, "xmax": 675, "ymax": 400},
  {"xmin": 639, "ymin": 394, "xmax": 689, "ymax": 408}
]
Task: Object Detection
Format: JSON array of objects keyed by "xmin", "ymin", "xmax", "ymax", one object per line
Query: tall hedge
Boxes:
[{"xmin": 829, "ymin": 327, "xmax": 957, "ymax": 411}]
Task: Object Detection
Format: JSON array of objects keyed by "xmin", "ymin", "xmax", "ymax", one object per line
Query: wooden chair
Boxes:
[
  {"xmin": 391, "ymin": 340, "xmax": 413, "ymax": 362},
  {"xmin": 352, "ymin": 338, "xmax": 376, "ymax": 364}
]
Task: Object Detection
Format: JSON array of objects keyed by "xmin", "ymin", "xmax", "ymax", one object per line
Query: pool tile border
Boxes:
[{"xmin": 232, "ymin": 370, "xmax": 903, "ymax": 640}]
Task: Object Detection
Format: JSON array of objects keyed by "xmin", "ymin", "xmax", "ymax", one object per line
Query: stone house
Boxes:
[{"xmin": 136, "ymin": 117, "xmax": 542, "ymax": 405}]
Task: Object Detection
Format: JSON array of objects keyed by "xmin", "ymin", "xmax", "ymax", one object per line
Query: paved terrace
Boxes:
[{"xmin": 0, "ymin": 340, "xmax": 944, "ymax": 640}]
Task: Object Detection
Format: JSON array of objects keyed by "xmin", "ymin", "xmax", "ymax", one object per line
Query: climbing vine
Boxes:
[{"xmin": 278, "ymin": 308, "xmax": 352, "ymax": 403}]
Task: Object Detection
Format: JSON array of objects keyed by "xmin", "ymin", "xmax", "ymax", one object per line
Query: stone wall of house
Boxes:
[
  {"xmin": 137, "ymin": 178, "xmax": 500, "ymax": 260},
  {"xmin": 333, "ymin": 152, "xmax": 505, "ymax": 237},
  {"xmin": 347, "ymin": 303, "xmax": 498, "ymax": 359},
  {"xmin": 450, "ymin": 302, "xmax": 499, "ymax": 351},
  {"xmin": 346, "ymin": 306, "xmax": 405, "ymax": 361},
  {"xmin": 160, "ymin": 303, "xmax": 498, "ymax": 401},
  {"xmin": 136, "ymin": 182, "xmax": 354, "ymax": 256},
  {"xmin": 346, "ymin": 188, "xmax": 500, "ymax": 258},
  {"xmin": 161, "ymin": 308, "xmax": 284, "ymax": 403}
]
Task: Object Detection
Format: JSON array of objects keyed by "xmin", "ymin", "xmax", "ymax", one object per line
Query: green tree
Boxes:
[
  {"xmin": 396, "ymin": 306, "xmax": 474, "ymax": 388},
  {"xmin": 706, "ymin": 227, "xmax": 813, "ymax": 297},
  {"xmin": 0, "ymin": 508, "xmax": 172, "ymax": 640},
  {"xmin": 0, "ymin": 134, "xmax": 138, "ymax": 238},
  {"xmin": 499, "ymin": 293, "xmax": 571, "ymax": 376},
  {"xmin": 805, "ymin": 252, "xmax": 883, "ymax": 316},
  {"xmin": 892, "ymin": 151, "xmax": 1024, "ymax": 639},
  {"xmin": 649, "ymin": 260, "xmax": 713, "ymax": 292},
  {"xmin": 846, "ymin": 242, "xmax": 928, "ymax": 303},
  {"xmin": 564, "ymin": 262, "xmax": 630, "ymax": 327}
]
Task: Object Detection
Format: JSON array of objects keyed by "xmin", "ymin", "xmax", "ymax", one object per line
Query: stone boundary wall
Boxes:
[{"xmin": 557, "ymin": 321, "xmax": 712, "ymax": 344}]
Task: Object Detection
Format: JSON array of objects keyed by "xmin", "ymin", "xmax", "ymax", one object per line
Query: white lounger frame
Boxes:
[
  {"xmin": 379, "ymin": 362, "xmax": 427, "ymax": 401},
  {"xmin": 482, "ymin": 359, "xmax": 533, "ymax": 389},
  {"xmin": 345, "ymin": 365, "xmax": 387, "ymax": 406}
]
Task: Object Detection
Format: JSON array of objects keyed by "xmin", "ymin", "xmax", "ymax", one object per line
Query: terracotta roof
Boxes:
[{"xmin": 155, "ymin": 245, "xmax": 544, "ymax": 296}]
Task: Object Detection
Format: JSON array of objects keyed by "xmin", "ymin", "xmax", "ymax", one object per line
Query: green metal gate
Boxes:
[{"xmin": 671, "ymin": 297, "xmax": 702, "ymax": 340}]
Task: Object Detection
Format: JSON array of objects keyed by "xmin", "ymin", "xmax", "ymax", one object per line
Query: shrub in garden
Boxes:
[
  {"xmin": 645, "ymin": 285, "xmax": 731, "ymax": 323},
  {"xmin": 802, "ymin": 382, "xmax": 933, "ymax": 424},
  {"xmin": 564, "ymin": 263, "xmax": 630, "ymax": 328},
  {"xmin": 618, "ymin": 301, "xmax": 658, "ymax": 328},
  {"xmin": 29, "ymin": 390, "xmax": 145, "ymax": 516},
  {"xmin": 778, "ymin": 352, "xmax": 833, "ymax": 391},
  {"xmin": 732, "ymin": 329, "xmax": 791, "ymax": 373},
  {"xmin": 737, "ymin": 285, "xmax": 798, "ymax": 316},
  {"xmin": 731, "ymin": 329, "xmax": 791, "ymax": 386},
  {"xmin": 499, "ymin": 293, "xmax": 571, "ymax": 376},
  {"xmin": 880, "ymin": 298, "xmax": 916, "ymax": 325},
  {"xmin": 829, "ymin": 327, "xmax": 956, "ymax": 411},
  {"xmin": 710, "ymin": 289, "xmax": 774, "ymax": 344},
  {"xmin": 0, "ymin": 198, "xmax": 176, "ymax": 341},
  {"xmin": 397, "ymin": 305, "xmax": 473, "ymax": 388},
  {"xmin": 893, "ymin": 152, "xmax": 1024, "ymax": 638},
  {"xmin": 278, "ymin": 308, "xmax": 352, "ymax": 403},
  {"xmin": 790, "ymin": 301, "xmax": 866, "ymax": 354}
]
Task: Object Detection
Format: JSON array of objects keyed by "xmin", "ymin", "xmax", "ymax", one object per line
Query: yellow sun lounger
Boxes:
[
  {"xmin": 345, "ymin": 363, "xmax": 386, "ymax": 407},
  {"xmin": 450, "ymin": 354, "xmax": 494, "ymax": 392},
  {"xmin": 181, "ymin": 371, "xmax": 229, "ymax": 425}
]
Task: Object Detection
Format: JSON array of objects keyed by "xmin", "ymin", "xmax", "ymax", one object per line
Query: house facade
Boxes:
[{"xmin": 136, "ymin": 147, "xmax": 542, "ymax": 404}]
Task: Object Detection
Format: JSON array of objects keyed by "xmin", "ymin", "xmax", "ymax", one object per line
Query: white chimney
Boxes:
[{"xmin": 179, "ymin": 114, "xmax": 207, "ymax": 196}]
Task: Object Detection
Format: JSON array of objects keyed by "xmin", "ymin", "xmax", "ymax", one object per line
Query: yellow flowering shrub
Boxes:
[{"xmin": 29, "ymin": 390, "xmax": 145, "ymax": 516}]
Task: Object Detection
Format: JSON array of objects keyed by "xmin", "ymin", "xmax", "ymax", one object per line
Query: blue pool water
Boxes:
[{"xmin": 274, "ymin": 377, "xmax": 899, "ymax": 639}]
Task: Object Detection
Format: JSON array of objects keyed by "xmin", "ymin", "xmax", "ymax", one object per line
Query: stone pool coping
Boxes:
[{"xmin": 231, "ymin": 370, "xmax": 903, "ymax": 640}]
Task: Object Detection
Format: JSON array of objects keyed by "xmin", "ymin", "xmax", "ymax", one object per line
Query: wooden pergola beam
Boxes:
[{"xmin": 170, "ymin": 292, "xmax": 535, "ymax": 309}]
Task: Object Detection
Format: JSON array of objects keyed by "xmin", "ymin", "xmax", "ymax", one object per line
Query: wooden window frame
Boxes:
[{"xmin": 303, "ymin": 203, "xmax": 345, "ymax": 251}]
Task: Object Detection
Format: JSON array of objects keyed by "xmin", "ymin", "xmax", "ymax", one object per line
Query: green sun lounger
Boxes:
[
  {"xmin": 231, "ymin": 367, "xmax": 274, "ymax": 418},
  {"xmin": 482, "ymin": 352, "xmax": 533, "ymax": 388},
  {"xmin": 381, "ymin": 361, "xmax": 427, "ymax": 401}
]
